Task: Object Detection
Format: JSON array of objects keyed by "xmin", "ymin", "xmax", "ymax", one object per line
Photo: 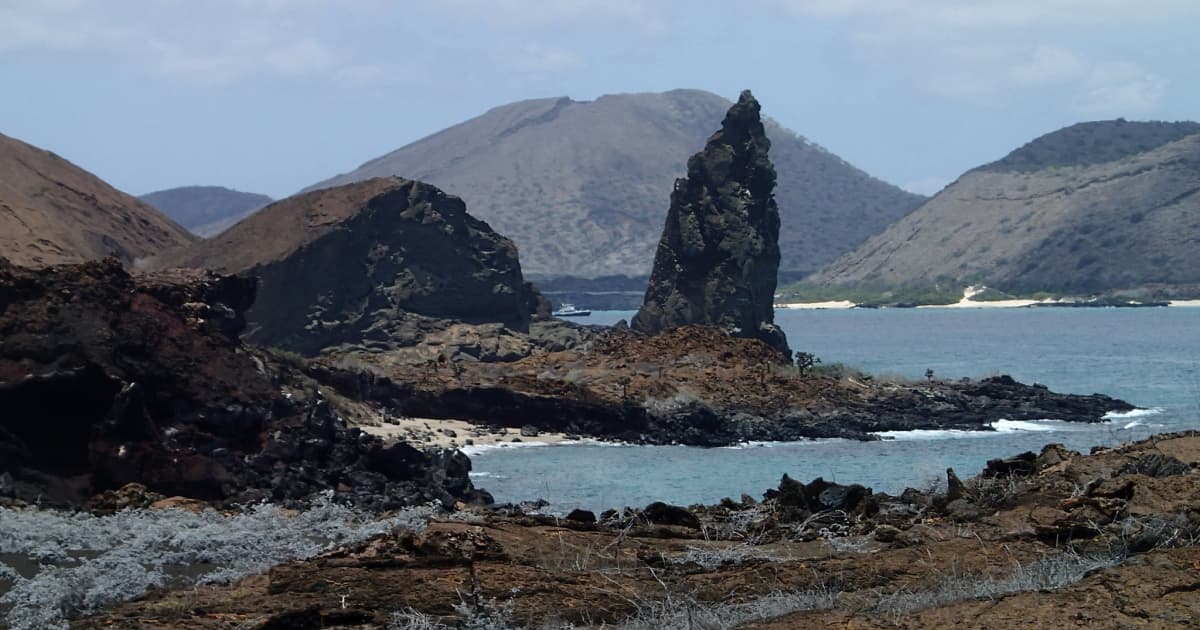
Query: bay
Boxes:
[{"xmin": 470, "ymin": 307, "xmax": 1200, "ymax": 513}]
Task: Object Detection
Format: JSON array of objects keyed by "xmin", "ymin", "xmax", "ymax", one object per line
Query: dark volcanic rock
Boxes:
[
  {"xmin": 0, "ymin": 257, "xmax": 489, "ymax": 509},
  {"xmin": 156, "ymin": 177, "xmax": 544, "ymax": 356},
  {"xmin": 631, "ymin": 90, "xmax": 790, "ymax": 358}
]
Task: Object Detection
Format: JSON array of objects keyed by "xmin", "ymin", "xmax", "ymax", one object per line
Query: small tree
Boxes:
[
  {"xmin": 795, "ymin": 352, "xmax": 820, "ymax": 378},
  {"xmin": 617, "ymin": 376, "xmax": 632, "ymax": 400}
]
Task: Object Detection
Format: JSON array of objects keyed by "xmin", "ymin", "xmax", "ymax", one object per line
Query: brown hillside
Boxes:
[
  {"xmin": 809, "ymin": 121, "xmax": 1200, "ymax": 295},
  {"xmin": 157, "ymin": 177, "xmax": 402, "ymax": 274},
  {"xmin": 0, "ymin": 132, "xmax": 194, "ymax": 267},
  {"xmin": 306, "ymin": 89, "xmax": 924, "ymax": 280},
  {"xmin": 155, "ymin": 177, "xmax": 542, "ymax": 355}
]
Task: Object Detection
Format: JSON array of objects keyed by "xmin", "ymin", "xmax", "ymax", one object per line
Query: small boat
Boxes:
[{"xmin": 552, "ymin": 303, "xmax": 591, "ymax": 317}]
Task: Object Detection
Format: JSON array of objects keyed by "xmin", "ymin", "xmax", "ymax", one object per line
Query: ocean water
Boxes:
[{"xmin": 470, "ymin": 307, "xmax": 1200, "ymax": 513}]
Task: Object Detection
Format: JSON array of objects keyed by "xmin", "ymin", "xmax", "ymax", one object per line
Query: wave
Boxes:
[
  {"xmin": 875, "ymin": 418, "xmax": 1098, "ymax": 441},
  {"xmin": 461, "ymin": 437, "xmax": 624, "ymax": 457},
  {"xmin": 1103, "ymin": 407, "xmax": 1164, "ymax": 420},
  {"xmin": 991, "ymin": 419, "xmax": 1065, "ymax": 432},
  {"xmin": 720, "ymin": 438, "xmax": 849, "ymax": 449},
  {"xmin": 872, "ymin": 428, "xmax": 997, "ymax": 441},
  {"xmin": 467, "ymin": 471, "xmax": 507, "ymax": 480}
]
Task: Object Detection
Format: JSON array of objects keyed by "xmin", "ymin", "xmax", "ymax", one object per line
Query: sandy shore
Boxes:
[
  {"xmin": 778, "ymin": 286, "xmax": 1200, "ymax": 310},
  {"xmin": 928, "ymin": 297, "xmax": 1046, "ymax": 308},
  {"xmin": 775, "ymin": 300, "xmax": 856, "ymax": 309},
  {"xmin": 358, "ymin": 416, "xmax": 572, "ymax": 450}
]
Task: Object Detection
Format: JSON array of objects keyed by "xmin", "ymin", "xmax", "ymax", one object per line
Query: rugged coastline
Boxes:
[
  {"xmin": 53, "ymin": 430, "xmax": 1200, "ymax": 628},
  {"xmin": 318, "ymin": 324, "xmax": 1133, "ymax": 447},
  {"xmin": 2, "ymin": 90, "xmax": 1192, "ymax": 629}
]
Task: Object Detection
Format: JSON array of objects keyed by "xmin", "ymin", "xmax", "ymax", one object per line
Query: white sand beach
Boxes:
[
  {"xmin": 358, "ymin": 416, "xmax": 571, "ymax": 450},
  {"xmin": 775, "ymin": 300, "xmax": 857, "ymax": 309}
]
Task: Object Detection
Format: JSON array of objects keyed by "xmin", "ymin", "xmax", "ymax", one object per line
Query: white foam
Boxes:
[
  {"xmin": 720, "ymin": 438, "xmax": 849, "ymax": 449},
  {"xmin": 461, "ymin": 437, "xmax": 620, "ymax": 457},
  {"xmin": 875, "ymin": 417, "xmax": 1097, "ymax": 441},
  {"xmin": 873, "ymin": 429, "xmax": 996, "ymax": 441},
  {"xmin": 468, "ymin": 471, "xmax": 507, "ymax": 479},
  {"xmin": 990, "ymin": 419, "xmax": 1061, "ymax": 432},
  {"xmin": 1103, "ymin": 407, "xmax": 1163, "ymax": 420},
  {"xmin": 459, "ymin": 440, "xmax": 559, "ymax": 456}
]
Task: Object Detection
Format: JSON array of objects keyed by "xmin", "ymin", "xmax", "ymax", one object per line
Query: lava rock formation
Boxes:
[
  {"xmin": 0, "ymin": 257, "xmax": 489, "ymax": 509},
  {"xmin": 631, "ymin": 90, "xmax": 790, "ymax": 358},
  {"xmin": 157, "ymin": 177, "xmax": 548, "ymax": 355}
]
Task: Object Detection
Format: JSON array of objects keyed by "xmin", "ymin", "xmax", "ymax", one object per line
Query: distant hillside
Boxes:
[
  {"xmin": 141, "ymin": 186, "xmax": 272, "ymax": 237},
  {"xmin": 981, "ymin": 120, "xmax": 1200, "ymax": 173},
  {"xmin": 808, "ymin": 120, "xmax": 1200, "ymax": 296},
  {"xmin": 306, "ymin": 89, "xmax": 924, "ymax": 280},
  {"xmin": 0, "ymin": 132, "xmax": 194, "ymax": 267}
]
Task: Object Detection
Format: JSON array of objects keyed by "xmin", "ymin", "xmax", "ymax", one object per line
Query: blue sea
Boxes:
[{"xmin": 469, "ymin": 307, "xmax": 1200, "ymax": 513}]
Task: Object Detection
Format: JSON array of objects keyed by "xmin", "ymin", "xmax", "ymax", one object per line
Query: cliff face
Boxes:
[
  {"xmin": 156, "ymin": 177, "xmax": 545, "ymax": 355},
  {"xmin": 305, "ymin": 89, "xmax": 923, "ymax": 280},
  {"xmin": 0, "ymin": 258, "xmax": 486, "ymax": 509},
  {"xmin": 0, "ymin": 132, "xmax": 195, "ymax": 267},
  {"xmin": 810, "ymin": 121, "xmax": 1200, "ymax": 295},
  {"xmin": 631, "ymin": 91, "xmax": 790, "ymax": 358}
]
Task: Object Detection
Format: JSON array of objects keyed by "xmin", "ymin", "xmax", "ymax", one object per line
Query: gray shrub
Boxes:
[{"xmin": 0, "ymin": 493, "xmax": 436, "ymax": 629}]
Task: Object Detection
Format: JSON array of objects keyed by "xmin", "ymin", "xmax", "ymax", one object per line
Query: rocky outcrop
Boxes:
[
  {"xmin": 631, "ymin": 90, "xmax": 790, "ymax": 358},
  {"xmin": 811, "ymin": 120, "xmax": 1200, "ymax": 296},
  {"xmin": 156, "ymin": 177, "xmax": 547, "ymax": 355},
  {"xmin": 0, "ymin": 131, "xmax": 195, "ymax": 268},
  {"xmin": 0, "ymin": 257, "xmax": 489, "ymax": 509},
  {"xmin": 316, "ymin": 326, "xmax": 1133, "ymax": 447}
]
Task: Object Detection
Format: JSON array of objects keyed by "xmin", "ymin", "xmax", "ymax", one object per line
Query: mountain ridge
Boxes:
[
  {"xmin": 140, "ymin": 185, "xmax": 272, "ymax": 237},
  {"xmin": 807, "ymin": 120, "xmax": 1200, "ymax": 296},
  {"xmin": 306, "ymin": 89, "xmax": 924, "ymax": 280}
]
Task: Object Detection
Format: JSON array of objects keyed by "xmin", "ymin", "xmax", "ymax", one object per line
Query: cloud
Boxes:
[
  {"xmin": 901, "ymin": 176, "xmax": 951, "ymax": 196},
  {"xmin": 770, "ymin": 0, "xmax": 1200, "ymax": 28},
  {"xmin": 769, "ymin": 0, "xmax": 1185, "ymax": 116},
  {"xmin": 1007, "ymin": 45, "xmax": 1087, "ymax": 86},
  {"xmin": 1078, "ymin": 62, "xmax": 1168, "ymax": 115},
  {"xmin": 509, "ymin": 43, "xmax": 584, "ymax": 74},
  {"xmin": 419, "ymin": 0, "xmax": 666, "ymax": 32},
  {"xmin": 0, "ymin": 0, "xmax": 379, "ymax": 85}
]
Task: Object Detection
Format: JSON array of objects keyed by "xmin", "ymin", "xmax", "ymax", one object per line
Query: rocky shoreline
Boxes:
[
  {"xmin": 318, "ymin": 325, "xmax": 1133, "ymax": 447},
  {"xmin": 0, "ymin": 257, "xmax": 1134, "ymax": 512},
  {"xmin": 58, "ymin": 431, "xmax": 1200, "ymax": 628}
]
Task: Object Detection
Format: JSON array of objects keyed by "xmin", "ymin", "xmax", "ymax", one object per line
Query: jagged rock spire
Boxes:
[{"xmin": 631, "ymin": 90, "xmax": 790, "ymax": 359}]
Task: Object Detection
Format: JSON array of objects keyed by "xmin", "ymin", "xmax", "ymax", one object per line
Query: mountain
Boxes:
[
  {"xmin": 306, "ymin": 89, "xmax": 924, "ymax": 281},
  {"xmin": 154, "ymin": 177, "xmax": 543, "ymax": 355},
  {"xmin": 140, "ymin": 186, "xmax": 273, "ymax": 237},
  {"xmin": 0, "ymin": 132, "xmax": 195, "ymax": 267},
  {"xmin": 808, "ymin": 120, "xmax": 1200, "ymax": 296}
]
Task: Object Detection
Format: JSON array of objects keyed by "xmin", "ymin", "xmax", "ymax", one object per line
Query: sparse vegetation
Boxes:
[
  {"xmin": 0, "ymin": 495, "xmax": 438, "ymax": 629},
  {"xmin": 776, "ymin": 281, "xmax": 962, "ymax": 306}
]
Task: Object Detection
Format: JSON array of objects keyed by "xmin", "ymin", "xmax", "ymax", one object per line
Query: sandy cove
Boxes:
[{"xmin": 358, "ymin": 416, "xmax": 573, "ymax": 451}]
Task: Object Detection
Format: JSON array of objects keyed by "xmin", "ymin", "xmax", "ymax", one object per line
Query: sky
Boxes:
[{"xmin": 1, "ymin": 0, "xmax": 1196, "ymax": 199}]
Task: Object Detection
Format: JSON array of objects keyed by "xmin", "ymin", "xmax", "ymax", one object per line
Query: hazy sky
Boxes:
[{"xmin": 2, "ymin": 0, "xmax": 1196, "ymax": 199}]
